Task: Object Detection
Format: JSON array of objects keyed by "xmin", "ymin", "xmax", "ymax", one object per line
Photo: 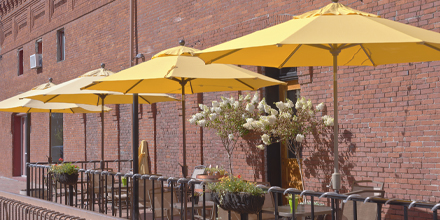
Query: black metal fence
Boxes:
[
  {"xmin": 0, "ymin": 195, "xmax": 86, "ymax": 220},
  {"xmin": 27, "ymin": 161, "xmax": 440, "ymax": 220}
]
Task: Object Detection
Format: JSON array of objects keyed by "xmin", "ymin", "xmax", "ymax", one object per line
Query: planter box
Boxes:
[
  {"xmin": 212, "ymin": 192, "xmax": 265, "ymax": 214},
  {"xmin": 54, "ymin": 173, "xmax": 78, "ymax": 185}
]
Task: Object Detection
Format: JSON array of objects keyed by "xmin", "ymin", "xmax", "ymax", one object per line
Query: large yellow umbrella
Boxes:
[
  {"xmin": 195, "ymin": 0, "xmax": 440, "ymax": 191},
  {"xmin": 25, "ymin": 64, "xmax": 178, "ymax": 169},
  {"xmin": 0, "ymin": 79, "xmax": 109, "ymax": 194},
  {"xmin": 0, "ymin": 79, "xmax": 111, "ymax": 163},
  {"xmin": 82, "ymin": 42, "xmax": 285, "ymax": 177},
  {"xmin": 0, "ymin": 79, "xmax": 109, "ymax": 113}
]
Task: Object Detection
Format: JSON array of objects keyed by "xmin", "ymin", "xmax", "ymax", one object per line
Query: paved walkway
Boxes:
[{"xmin": 0, "ymin": 176, "xmax": 26, "ymax": 194}]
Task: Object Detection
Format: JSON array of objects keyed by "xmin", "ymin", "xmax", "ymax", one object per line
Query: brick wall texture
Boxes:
[{"xmin": 0, "ymin": 0, "xmax": 439, "ymax": 219}]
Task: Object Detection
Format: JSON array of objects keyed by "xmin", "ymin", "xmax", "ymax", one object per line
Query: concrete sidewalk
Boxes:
[{"xmin": 0, "ymin": 176, "xmax": 26, "ymax": 194}]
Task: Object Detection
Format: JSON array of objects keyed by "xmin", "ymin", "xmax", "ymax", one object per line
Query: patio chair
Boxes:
[
  {"xmin": 149, "ymin": 187, "xmax": 180, "ymax": 220},
  {"xmin": 338, "ymin": 180, "xmax": 385, "ymax": 220},
  {"xmin": 86, "ymin": 168, "xmax": 113, "ymax": 211}
]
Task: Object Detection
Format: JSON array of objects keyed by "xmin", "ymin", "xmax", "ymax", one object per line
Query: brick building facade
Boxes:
[{"xmin": 0, "ymin": 0, "xmax": 439, "ymax": 219}]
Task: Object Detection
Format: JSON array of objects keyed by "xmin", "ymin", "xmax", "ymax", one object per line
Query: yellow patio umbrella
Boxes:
[
  {"xmin": 138, "ymin": 140, "xmax": 150, "ymax": 175},
  {"xmin": 0, "ymin": 78, "xmax": 109, "ymax": 188},
  {"xmin": 82, "ymin": 42, "xmax": 285, "ymax": 177},
  {"xmin": 24, "ymin": 64, "xmax": 178, "ymax": 169},
  {"xmin": 195, "ymin": 0, "xmax": 440, "ymax": 191}
]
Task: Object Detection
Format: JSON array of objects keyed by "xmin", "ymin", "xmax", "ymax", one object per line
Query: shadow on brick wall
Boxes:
[
  {"xmin": 303, "ymin": 125, "xmax": 356, "ymax": 192},
  {"xmin": 242, "ymin": 133, "xmax": 265, "ymax": 182}
]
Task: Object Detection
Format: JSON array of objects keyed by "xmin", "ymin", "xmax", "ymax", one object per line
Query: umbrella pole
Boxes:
[
  {"xmin": 48, "ymin": 110, "xmax": 52, "ymax": 164},
  {"xmin": 180, "ymin": 80, "xmax": 188, "ymax": 178},
  {"xmin": 132, "ymin": 93, "xmax": 140, "ymax": 219},
  {"xmin": 331, "ymin": 50, "xmax": 341, "ymax": 193},
  {"xmin": 100, "ymin": 95, "xmax": 107, "ymax": 170}
]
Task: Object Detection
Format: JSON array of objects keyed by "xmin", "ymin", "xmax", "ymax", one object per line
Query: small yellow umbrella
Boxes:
[
  {"xmin": 138, "ymin": 140, "xmax": 150, "ymax": 175},
  {"xmin": 82, "ymin": 42, "xmax": 285, "ymax": 177},
  {"xmin": 0, "ymin": 79, "xmax": 110, "ymax": 163},
  {"xmin": 195, "ymin": 0, "xmax": 440, "ymax": 192},
  {"xmin": 25, "ymin": 64, "xmax": 178, "ymax": 169}
]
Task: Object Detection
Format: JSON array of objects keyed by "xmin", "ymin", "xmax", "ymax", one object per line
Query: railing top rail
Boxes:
[{"xmin": 28, "ymin": 159, "xmax": 133, "ymax": 165}]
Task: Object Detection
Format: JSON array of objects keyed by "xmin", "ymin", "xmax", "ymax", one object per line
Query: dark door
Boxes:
[{"xmin": 12, "ymin": 115, "xmax": 25, "ymax": 176}]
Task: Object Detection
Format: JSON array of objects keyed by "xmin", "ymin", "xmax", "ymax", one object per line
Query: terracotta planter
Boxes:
[
  {"xmin": 212, "ymin": 192, "xmax": 265, "ymax": 214},
  {"xmin": 55, "ymin": 173, "xmax": 79, "ymax": 185},
  {"xmin": 195, "ymin": 174, "xmax": 226, "ymax": 193},
  {"xmin": 196, "ymin": 174, "xmax": 226, "ymax": 181}
]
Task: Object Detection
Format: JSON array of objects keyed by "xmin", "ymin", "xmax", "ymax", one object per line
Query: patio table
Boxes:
[{"xmin": 261, "ymin": 204, "xmax": 332, "ymax": 220}]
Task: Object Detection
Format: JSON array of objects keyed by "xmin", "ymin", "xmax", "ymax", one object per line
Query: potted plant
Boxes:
[
  {"xmin": 209, "ymin": 175, "xmax": 265, "ymax": 214},
  {"xmin": 189, "ymin": 93, "xmax": 262, "ymax": 176},
  {"xmin": 49, "ymin": 158, "xmax": 79, "ymax": 185},
  {"xmin": 243, "ymin": 97, "xmax": 333, "ymax": 190}
]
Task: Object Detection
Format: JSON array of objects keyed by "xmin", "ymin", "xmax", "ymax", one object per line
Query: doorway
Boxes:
[
  {"xmin": 264, "ymin": 67, "xmax": 302, "ymax": 190},
  {"xmin": 280, "ymin": 88, "xmax": 302, "ymax": 191},
  {"xmin": 12, "ymin": 114, "xmax": 26, "ymax": 176}
]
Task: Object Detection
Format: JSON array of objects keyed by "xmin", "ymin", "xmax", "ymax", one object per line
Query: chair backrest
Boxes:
[
  {"xmin": 90, "ymin": 169, "xmax": 113, "ymax": 194},
  {"xmin": 192, "ymin": 165, "xmax": 206, "ymax": 192},
  {"xmin": 149, "ymin": 187, "xmax": 180, "ymax": 219},
  {"xmin": 340, "ymin": 180, "xmax": 385, "ymax": 220},
  {"xmin": 352, "ymin": 180, "xmax": 384, "ymax": 197}
]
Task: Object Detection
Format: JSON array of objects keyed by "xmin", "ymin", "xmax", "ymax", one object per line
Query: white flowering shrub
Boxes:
[
  {"xmin": 189, "ymin": 92, "xmax": 263, "ymax": 176},
  {"xmin": 243, "ymin": 97, "xmax": 333, "ymax": 190}
]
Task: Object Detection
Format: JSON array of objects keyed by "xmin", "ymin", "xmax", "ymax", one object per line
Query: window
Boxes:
[
  {"xmin": 57, "ymin": 29, "xmax": 65, "ymax": 61},
  {"xmin": 36, "ymin": 39, "xmax": 42, "ymax": 54},
  {"xmin": 51, "ymin": 113, "xmax": 63, "ymax": 162},
  {"xmin": 18, "ymin": 48, "xmax": 24, "ymax": 75}
]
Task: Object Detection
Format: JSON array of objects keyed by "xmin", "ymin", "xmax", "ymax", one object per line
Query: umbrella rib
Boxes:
[
  {"xmin": 423, "ymin": 43, "xmax": 440, "ymax": 53},
  {"xmin": 70, "ymin": 108, "xmax": 74, "ymax": 113},
  {"xmin": 278, "ymin": 44, "xmax": 302, "ymax": 69},
  {"xmin": 207, "ymin": 49, "xmax": 241, "ymax": 64},
  {"xmin": 125, "ymin": 80, "xmax": 144, "ymax": 94},
  {"xmin": 359, "ymin": 44, "xmax": 376, "ymax": 66},
  {"xmin": 235, "ymin": 79, "xmax": 255, "ymax": 90},
  {"xmin": 139, "ymin": 96, "xmax": 151, "ymax": 104},
  {"xmin": 44, "ymin": 95, "xmax": 60, "ymax": 103},
  {"xmin": 189, "ymin": 80, "xmax": 194, "ymax": 94}
]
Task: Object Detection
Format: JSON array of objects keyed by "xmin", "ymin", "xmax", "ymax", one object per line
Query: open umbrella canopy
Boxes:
[
  {"xmin": 195, "ymin": 1, "xmax": 440, "ymax": 68},
  {"xmin": 82, "ymin": 44, "xmax": 285, "ymax": 178},
  {"xmin": 0, "ymin": 81, "xmax": 110, "ymax": 113},
  {"xmin": 151, "ymin": 45, "xmax": 200, "ymax": 59},
  {"xmin": 81, "ymin": 55, "xmax": 284, "ymax": 94},
  {"xmin": 24, "ymin": 66, "xmax": 178, "ymax": 169},
  {"xmin": 194, "ymin": 0, "xmax": 440, "ymax": 192},
  {"xmin": 25, "ymin": 66, "xmax": 178, "ymax": 105}
]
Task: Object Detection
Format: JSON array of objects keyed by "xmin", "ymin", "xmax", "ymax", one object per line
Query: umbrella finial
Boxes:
[
  {"xmin": 49, "ymin": 78, "xmax": 53, "ymax": 83},
  {"xmin": 332, "ymin": 0, "xmax": 339, "ymax": 2},
  {"xmin": 179, "ymin": 39, "xmax": 185, "ymax": 46},
  {"xmin": 101, "ymin": 63, "xmax": 105, "ymax": 69}
]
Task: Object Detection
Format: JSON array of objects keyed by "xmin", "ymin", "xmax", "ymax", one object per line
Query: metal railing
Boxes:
[
  {"xmin": 0, "ymin": 195, "xmax": 86, "ymax": 220},
  {"xmin": 28, "ymin": 161, "xmax": 440, "ymax": 220}
]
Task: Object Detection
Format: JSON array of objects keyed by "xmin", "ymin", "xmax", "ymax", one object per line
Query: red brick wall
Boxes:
[{"xmin": 1, "ymin": 0, "xmax": 440, "ymax": 218}]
